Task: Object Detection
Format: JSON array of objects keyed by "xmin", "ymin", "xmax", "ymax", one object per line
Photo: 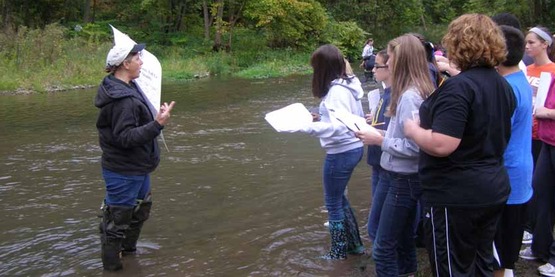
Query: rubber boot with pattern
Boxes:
[
  {"xmin": 343, "ymin": 206, "xmax": 364, "ymax": 255},
  {"xmin": 321, "ymin": 220, "xmax": 347, "ymax": 260}
]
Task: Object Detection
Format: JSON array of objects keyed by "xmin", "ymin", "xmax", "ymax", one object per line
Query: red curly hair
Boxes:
[{"xmin": 442, "ymin": 14, "xmax": 507, "ymax": 71}]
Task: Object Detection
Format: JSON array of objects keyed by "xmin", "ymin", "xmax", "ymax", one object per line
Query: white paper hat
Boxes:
[{"xmin": 105, "ymin": 43, "xmax": 145, "ymax": 67}]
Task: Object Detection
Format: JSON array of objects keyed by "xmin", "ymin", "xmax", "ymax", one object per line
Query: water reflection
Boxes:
[{"xmin": 0, "ymin": 75, "xmax": 374, "ymax": 276}]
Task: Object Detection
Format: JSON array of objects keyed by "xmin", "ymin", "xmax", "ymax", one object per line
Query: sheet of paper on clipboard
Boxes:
[
  {"xmin": 329, "ymin": 109, "xmax": 381, "ymax": 135},
  {"xmin": 265, "ymin": 103, "xmax": 313, "ymax": 132}
]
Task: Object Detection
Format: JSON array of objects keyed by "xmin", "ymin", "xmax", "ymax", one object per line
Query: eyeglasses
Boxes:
[{"xmin": 374, "ymin": 65, "xmax": 388, "ymax": 69}]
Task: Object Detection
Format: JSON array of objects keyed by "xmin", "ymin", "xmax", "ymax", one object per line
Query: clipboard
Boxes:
[
  {"xmin": 329, "ymin": 108, "xmax": 381, "ymax": 135},
  {"xmin": 265, "ymin": 103, "xmax": 313, "ymax": 132}
]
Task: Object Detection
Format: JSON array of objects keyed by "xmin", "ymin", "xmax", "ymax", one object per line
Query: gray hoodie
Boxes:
[
  {"xmin": 380, "ymin": 87, "xmax": 423, "ymax": 174},
  {"xmin": 302, "ymin": 77, "xmax": 365, "ymax": 154}
]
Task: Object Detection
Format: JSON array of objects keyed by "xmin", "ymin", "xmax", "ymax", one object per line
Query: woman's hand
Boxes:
[
  {"xmin": 355, "ymin": 129, "xmax": 384, "ymax": 145},
  {"xmin": 364, "ymin": 113, "xmax": 373, "ymax": 123},
  {"xmin": 156, "ymin": 101, "xmax": 176, "ymax": 126},
  {"xmin": 535, "ymin": 107, "xmax": 554, "ymax": 119},
  {"xmin": 311, "ymin": 112, "xmax": 321, "ymax": 122}
]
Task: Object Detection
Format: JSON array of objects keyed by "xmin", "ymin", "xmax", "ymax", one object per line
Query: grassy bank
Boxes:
[
  {"xmin": 0, "ymin": 25, "xmax": 313, "ymax": 94},
  {"xmin": 0, "ymin": 45, "xmax": 312, "ymax": 94}
]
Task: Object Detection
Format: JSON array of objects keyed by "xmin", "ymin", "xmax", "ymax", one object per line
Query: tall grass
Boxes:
[{"xmin": 0, "ymin": 24, "xmax": 314, "ymax": 93}]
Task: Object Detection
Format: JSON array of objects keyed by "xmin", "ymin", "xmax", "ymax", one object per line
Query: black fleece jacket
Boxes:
[{"xmin": 95, "ymin": 74, "xmax": 163, "ymax": 175}]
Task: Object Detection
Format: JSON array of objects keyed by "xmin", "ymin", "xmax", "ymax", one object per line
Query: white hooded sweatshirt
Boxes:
[{"xmin": 302, "ymin": 76, "xmax": 365, "ymax": 154}]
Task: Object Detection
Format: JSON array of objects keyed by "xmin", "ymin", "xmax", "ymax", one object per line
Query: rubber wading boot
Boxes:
[
  {"xmin": 122, "ymin": 196, "xmax": 152, "ymax": 255},
  {"xmin": 343, "ymin": 206, "xmax": 365, "ymax": 255},
  {"xmin": 99, "ymin": 205, "xmax": 134, "ymax": 271},
  {"xmin": 321, "ymin": 220, "xmax": 347, "ymax": 260}
]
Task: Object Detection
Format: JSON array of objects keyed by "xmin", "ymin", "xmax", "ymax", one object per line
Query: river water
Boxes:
[{"xmin": 0, "ymin": 75, "xmax": 377, "ymax": 276}]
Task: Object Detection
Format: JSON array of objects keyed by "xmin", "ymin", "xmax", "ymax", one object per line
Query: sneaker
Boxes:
[
  {"xmin": 538, "ymin": 263, "xmax": 555, "ymax": 277},
  {"xmin": 523, "ymin": 230, "xmax": 533, "ymax": 244},
  {"xmin": 519, "ymin": 246, "xmax": 538, "ymax": 260}
]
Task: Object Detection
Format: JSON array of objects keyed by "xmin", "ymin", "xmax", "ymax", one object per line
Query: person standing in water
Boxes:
[
  {"xmin": 300, "ymin": 44, "xmax": 365, "ymax": 259},
  {"xmin": 95, "ymin": 41, "xmax": 175, "ymax": 271}
]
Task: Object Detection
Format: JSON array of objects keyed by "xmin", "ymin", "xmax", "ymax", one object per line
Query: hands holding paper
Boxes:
[{"xmin": 355, "ymin": 129, "xmax": 384, "ymax": 145}]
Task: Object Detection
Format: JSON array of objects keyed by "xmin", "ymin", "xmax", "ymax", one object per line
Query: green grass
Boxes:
[
  {"xmin": 0, "ymin": 43, "xmax": 314, "ymax": 93},
  {"xmin": 0, "ymin": 25, "xmax": 315, "ymax": 93}
]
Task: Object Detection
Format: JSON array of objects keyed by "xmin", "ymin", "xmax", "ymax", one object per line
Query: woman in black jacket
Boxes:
[{"xmin": 95, "ymin": 42, "xmax": 175, "ymax": 271}]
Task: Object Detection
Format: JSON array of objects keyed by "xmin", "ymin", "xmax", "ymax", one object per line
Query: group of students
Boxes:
[{"xmin": 297, "ymin": 12, "xmax": 555, "ymax": 277}]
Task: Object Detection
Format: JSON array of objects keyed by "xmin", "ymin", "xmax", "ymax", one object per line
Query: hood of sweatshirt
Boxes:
[
  {"xmin": 95, "ymin": 75, "xmax": 136, "ymax": 108},
  {"xmin": 329, "ymin": 76, "xmax": 364, "ymax": 101}
]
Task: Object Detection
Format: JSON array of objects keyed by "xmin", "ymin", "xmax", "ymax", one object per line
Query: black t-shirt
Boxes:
[{"xmin": 419, "ymin": 67, "xmax": 516, "ymax": 207}]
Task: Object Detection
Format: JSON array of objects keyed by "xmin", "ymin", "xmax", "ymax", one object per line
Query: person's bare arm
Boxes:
[
  {"xmin": 535, "ymin": 106, "xmax": 555, "ymax": 120},
  {"xmin": 404, "ymin": 119, "xmax": 461, "ymax": 157}
]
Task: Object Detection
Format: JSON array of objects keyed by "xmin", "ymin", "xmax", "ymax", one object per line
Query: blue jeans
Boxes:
[
  {"xmin": 102, "ymin": 168, "xmax": 151, "ymax": 207},
  {"xmin": 367, "ymin": 167, "xmax": 391, "ymax": 241},
  {"xmin": 373, "ymin": 172, "xmax": 421, "ymax": 276},
  {"xmin": 323, "ymin": 147, "xmax": 363, "ymax": 221}
]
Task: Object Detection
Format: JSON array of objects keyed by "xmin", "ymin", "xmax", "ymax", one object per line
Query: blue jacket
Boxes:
[{"xmin": 367, "ymin": 87, "xmax": 391, "ymax": 166}]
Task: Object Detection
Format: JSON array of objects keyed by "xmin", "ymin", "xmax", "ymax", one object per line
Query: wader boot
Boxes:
[
  {"xmin": 99, "ymin": 205, "xmax": 134, "ymax": 271},
  {"xmin": 321, "ymin": 220, "xmax": 347, "ymax": 260},
  {"xmin": 343, "ymin": 206, "xmax": 365, "ymax": 255},
  {"xmin": 122, "ymin": 196, "xmax": 152, "ymax": 255}
]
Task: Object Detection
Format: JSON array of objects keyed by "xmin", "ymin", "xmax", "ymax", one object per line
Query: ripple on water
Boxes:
[{"xmin": 0, "ymin": 223, "xmax": 100, "ymax": 275}]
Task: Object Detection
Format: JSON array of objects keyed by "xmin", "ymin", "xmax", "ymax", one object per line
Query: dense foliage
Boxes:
[
  {"xmin": 0, "ymin": 0, "xmax": 553, "ymax": 91},
  {"xmin": 2, "ymin": 0, "xmax": 553, "ymax": 50}
]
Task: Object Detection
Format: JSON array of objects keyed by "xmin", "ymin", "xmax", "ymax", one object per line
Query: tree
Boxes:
[{"xmin": 244, "ymin": 0, "xmax": 328, "ymax": 48}]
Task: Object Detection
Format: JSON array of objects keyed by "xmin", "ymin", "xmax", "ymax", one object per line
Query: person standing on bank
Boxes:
[
  {"xmin": 360, "ymin": 38, "xmax": 376, "ymax": 82},
  {"xmin": 492, "ymin": 25, "xmax": 533, "ymax": 277},
  {"xmin": 95, "ymin": 42, "xmax": 176, "ymax": 271},
  {"xmin": 404, "ymin": 14, "xmax": 515, "ymax": 276},
  {"xmin": 365, "ymin": 49, "xmax": 392, "ymax": 242},
  {"xmin": 300, "ymin": 44, "xmax": 365, "ymax": 259},
  {"xmin": 356, "ymin": 34, "xmax": 435, "ymax": 276}
]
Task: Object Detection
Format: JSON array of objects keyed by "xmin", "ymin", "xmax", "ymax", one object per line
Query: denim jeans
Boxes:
[
  {"xmin": 323, "ymin": 147, "xmax": 363, "ymax": 221},
  {"xmin": 531, "ymin": 143, "xmax": 555, "ymax": 263},
  {"xmin": 367, "ymin": 167, "xmax": 391, "ymax": 241},
  {"xmin": 102, "ymin": 168, "xmax": 151, "ymax": 207},
  {"xmin": 373, "ymin": 172, "xmax": 421, "ymax": 277}
]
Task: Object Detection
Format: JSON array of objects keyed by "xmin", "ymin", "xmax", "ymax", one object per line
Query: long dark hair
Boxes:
[{"xmin": 310, "ymin": 44, "xmax": 350, "ymax": 98}]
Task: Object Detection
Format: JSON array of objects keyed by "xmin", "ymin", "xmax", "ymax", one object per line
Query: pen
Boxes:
[{"xmin": 354, "ymin": 123, "xmax": 360, "ymax": 130}]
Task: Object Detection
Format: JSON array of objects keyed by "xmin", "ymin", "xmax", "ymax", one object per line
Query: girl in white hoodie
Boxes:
[{"xmin": 300, "ymin": 44, "xmax": 365, "ymax": 259}]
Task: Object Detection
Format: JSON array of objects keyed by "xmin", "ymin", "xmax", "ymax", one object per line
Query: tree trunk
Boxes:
[
  {"xmin": 174, "ymin": 2, "xmax": 185, "ymax": 31},
  {"xmin": 91, "ymin": 0, "xmax": 96, "ymax": 23},
  {"xmin": 226, "ymin": 0, "xmax": 245, "ymax": 52},
  {"xmin": 83, "ymin": 0, "xmax": 91, "ymax": 23},
  {"xmin": 203, "ymin": 0, "xmax": 210, "ymax": 40},
  {"xmin": 212, "ymin": 0, "xmax": 224, "ymax": 51}
]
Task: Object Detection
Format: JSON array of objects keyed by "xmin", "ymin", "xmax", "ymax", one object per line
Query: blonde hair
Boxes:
[
  {"xmin": 387, "ymin": 34, "xmax": 435, "ymax": 116},
  {"xmin": 442, "ymin": 14, "xmax": 507, "ymax": 71},
  {"xmin": 344, "ymin": 58, "xmax": 353, "ymax": 75}
]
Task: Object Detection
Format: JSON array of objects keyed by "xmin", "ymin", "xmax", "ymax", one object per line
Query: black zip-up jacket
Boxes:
[{"xmin": 95, "ymin": 74, "xmax": 163, "ymax": 175}]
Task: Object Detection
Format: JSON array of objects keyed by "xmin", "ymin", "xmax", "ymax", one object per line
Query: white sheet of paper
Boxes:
[
  {"xmin": 535, "ymin": 72, "xmax": 552, "ymax": 111},
  {"xmin": 330, "ymin": 109, "xmax": 381, "ymax": 135},
  {"xmin": 265, "ymin": 103, "xmax": 313, "ymax": 132},
  {"xmin": 367, "ymin": 89, "xmax": 380, "ymax": 113}
]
